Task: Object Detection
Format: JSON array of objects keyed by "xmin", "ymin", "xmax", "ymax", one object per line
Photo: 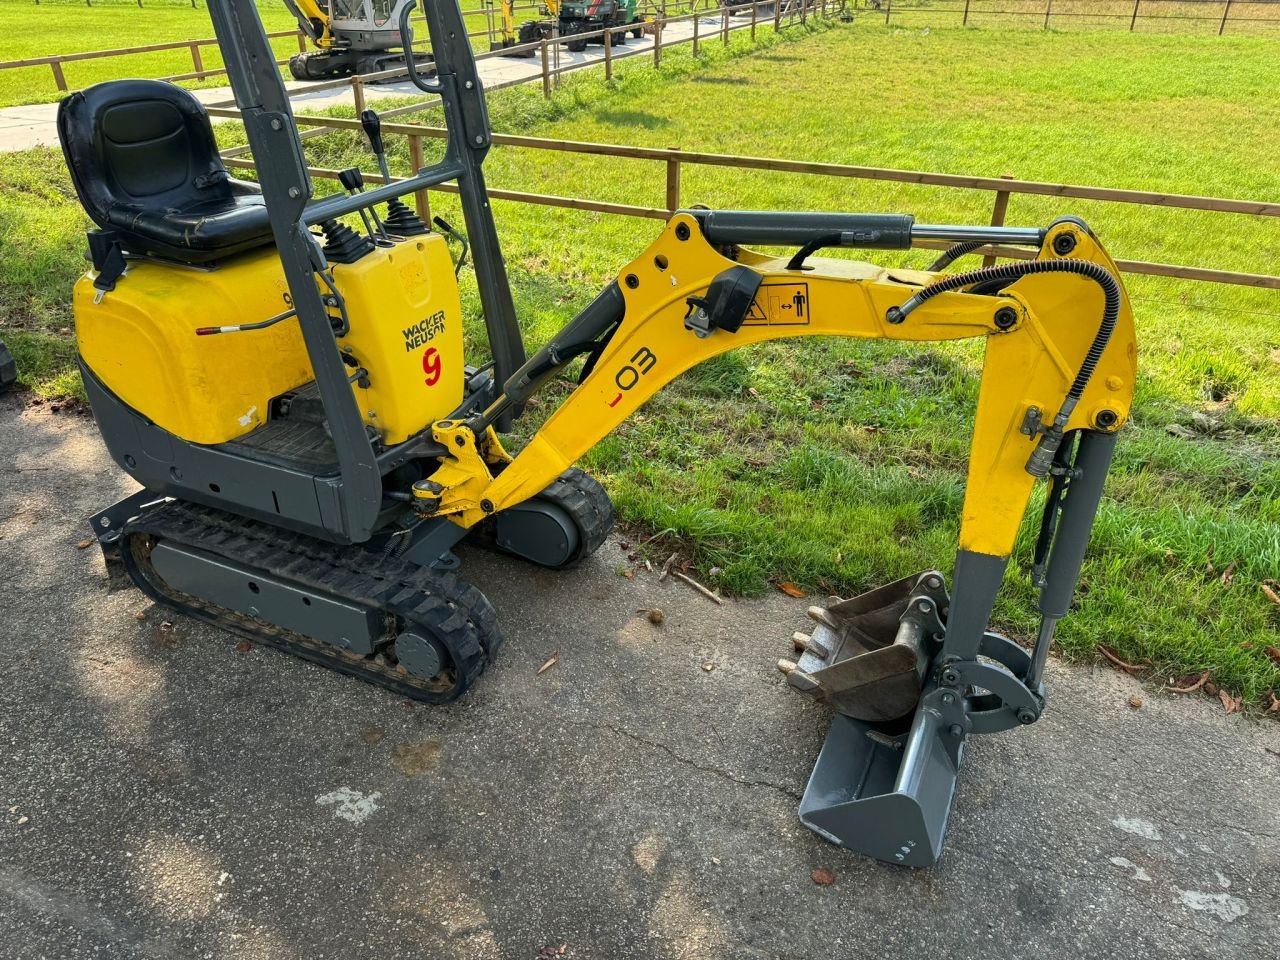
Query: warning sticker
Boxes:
[{"xmin": 744, "ymin": 282, "xmax": 810, "ymax": 326}]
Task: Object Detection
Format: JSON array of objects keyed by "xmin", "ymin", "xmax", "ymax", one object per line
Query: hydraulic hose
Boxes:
[
  {"xmin": 926, "ymin": 241, "xmax": 986, "ymax": 272},
  {"xmin": 887, "ymin": 258, "xmax": 1122, "ymax": 476}
]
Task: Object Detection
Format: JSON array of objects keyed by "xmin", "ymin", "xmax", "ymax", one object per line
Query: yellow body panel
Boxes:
[
  {"xmin": 75, "ymin": 235, "xmax": 465, "ymax": 448},
  {"xmin": 75, "ymin": 248, "xmax": 312, "ymax": 445},
  {"xmin": 333, "ymin": 234, "xmax": 465, "ymax": 445}
]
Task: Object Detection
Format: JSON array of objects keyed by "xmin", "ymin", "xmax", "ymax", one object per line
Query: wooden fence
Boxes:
[
  {"xmin": 874, "ymin": 0, "xmax": 1280, "ymax": 34},
  {"xmin": 214, "ymin": 105, "xmax": 1279, "ymax": 291}
]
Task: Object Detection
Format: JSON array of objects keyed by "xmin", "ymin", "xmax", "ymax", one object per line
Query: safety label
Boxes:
[{"xmin": 744, "ymin": 282, "xmax": 810, "ymax": 326}]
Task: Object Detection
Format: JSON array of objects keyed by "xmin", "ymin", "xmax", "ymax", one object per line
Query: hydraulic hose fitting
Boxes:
[{"xmin": 1025, "ymin": 398, "xmax": 1078, "ymax": 478}]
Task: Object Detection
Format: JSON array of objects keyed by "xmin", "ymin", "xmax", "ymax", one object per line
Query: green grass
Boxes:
[{"xmin": 1, "ymin": 19, "xmax": 1277, "ymax": 706}]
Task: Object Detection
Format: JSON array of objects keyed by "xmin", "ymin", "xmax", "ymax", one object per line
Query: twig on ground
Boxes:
[
  {"xmin": 672, "ymin": 570, "xmax": 724, "ymax": 605},
  {"xmin": 1098, "ymin": 644, "xmax": 1141, "ymax": 674},
  {"xmin": 658, "ymin": 553, "xmax": 677, "ymax": 582},
  {"xmin": 1167, "ymin": 670, "xmax": 1210, "ymax": 694}
]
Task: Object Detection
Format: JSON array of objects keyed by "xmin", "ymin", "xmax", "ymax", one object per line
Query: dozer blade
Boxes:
[
  {"xmin": 779, "ymin": 572, "xmax": 948, "ymax": 722},
  {"xmin": 798, "ymin": 704, "xmax": 961, "ymax": 867}
]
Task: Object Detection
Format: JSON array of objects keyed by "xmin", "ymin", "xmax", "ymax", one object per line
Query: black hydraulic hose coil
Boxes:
[
  {"xmin": 926, "ymin": 240, "xmax": 986, "ymax": 273},
  {"xmin": 889, "ymin": 258, "xmax": 1121, "ymax": 402}
]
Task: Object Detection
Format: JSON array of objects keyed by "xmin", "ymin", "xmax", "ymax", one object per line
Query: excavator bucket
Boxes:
[{"xmin": 780, "ymin": 571, "xmax": 964, "ymax": 866}]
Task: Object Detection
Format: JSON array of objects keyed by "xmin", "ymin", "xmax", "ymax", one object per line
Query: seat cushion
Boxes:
[{"xmin": 58, "ymin": 79, "xmax": 275, "ymax": 263}]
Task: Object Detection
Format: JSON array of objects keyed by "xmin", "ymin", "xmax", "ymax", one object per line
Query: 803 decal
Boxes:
[{"xmin": 608, "ymin": 346, "xmax": 657, "ymax": 408}]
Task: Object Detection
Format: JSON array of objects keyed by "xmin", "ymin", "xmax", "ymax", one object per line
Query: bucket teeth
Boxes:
[{"xmin": 780, "ymin": 571, "xmax": 949, "ymax": 723}]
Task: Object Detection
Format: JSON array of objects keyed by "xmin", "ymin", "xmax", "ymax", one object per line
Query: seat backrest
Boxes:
[{"xmin": 57, "ymin": 79, "xmax": 271, "ymax": 264}]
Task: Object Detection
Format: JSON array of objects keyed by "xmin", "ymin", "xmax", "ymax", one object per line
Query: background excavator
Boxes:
[
  {"xmin": 495, "ymin": 0, "xmax": 647, "ymax": 53},
  {"xmin": 283, "ymin": 0, "xmax": 435, "ymax": 79},
  {"xmin": 59, "ymin": 0, "xmax": 1135, "ymax": 868}
]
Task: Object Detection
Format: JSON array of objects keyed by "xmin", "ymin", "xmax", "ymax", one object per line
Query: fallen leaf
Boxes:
[
  {"xmin": 1128, "ymin": 695, "xmax": 1143, "ymax": 709},
  {"xmin": 536, "ymin": 946, "xmax": 567, "ymax": 959},
  {"xmin": 1262, "ymin": 582, "xmax": 1280, "ymax": 606},
  {"xmin": 1220, "ymin": 560, "xmax": 1237, "ymax": 585},
  {"xmin": 1268, "ymin": 692, "xmax": 1279, "ymax": 714},
  {"xmin": 701, "ymin": 662, "xmax": 715, "ymax": 672},
  {"xmin": 537, "ymin": 651, "xmax": 560, "ymax": 675},
  {"xmin": 360, "ymin": 728, "xmax": 386, "ymax": 746},
  {"xmin": 1239, "ymin": 641, "xmax": 1253, "ymax": 649},
  {"xmin": 76, "ymin": 539, "xmax": 94, "ymax": 550},
  {"xmin": 621, "ymin": 569, "xmax": 635, "ymax": 579},
  {"xmin": 1266, "ymin": 646, "xmax": 1280, "ymax": 666},
  {"xmin": 134, "ymin": 612, "xmax": 146, "ymax": 622},
  {"xmin": 747, "ymin": 386, "xmax": 760, "ymax": 397},
  {"xmin": 810, "ymin": 867, "xmax": 835, "ymax": 886},
  {"xmin": 1204, "ymin": 681, "xmax": 1218, "ymax": 696},
  {"xmin": 1218, "ymin": 689, "xmax": 1242, "ymax": 714},
  {"xmin": 160, "ymin": 620, "xmax": 174, "ymax": 632},
  {"xmin": 234, "ymin": 640, "xmax": 252, "ymax": 654},
  {"xmin": 778, "ymin": 581, "xmax": 806, "ymax": 598},
  {"xmin": 1167, "ymin": 670, "xmax": 1209, "ymax": 694},
  {"xmin": 646, "ymin": 608, "xmax": 665, "ymax": 625},
  {"xmin": 708, "ymin": 566, "xmax": 723, "ymax": 578}
]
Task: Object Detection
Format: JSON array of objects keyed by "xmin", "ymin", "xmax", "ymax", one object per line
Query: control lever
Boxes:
[
  {"xmin": 359, "ymin": 110, "xmax": 429, "ymax": 237},
  {"xmin": 360, "ymin": 109, "xmax": 393, "ymax": 182},
  {"xmin": 337, "ymin": 167, "xmax": 391, "ymax": 244}
]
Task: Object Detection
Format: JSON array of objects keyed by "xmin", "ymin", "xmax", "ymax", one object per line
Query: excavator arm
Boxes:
[
  {"xmin": 421, "ymin": 211, "xmax": 1134, "ymax": 558},
  {"xmin": 283, "ymin": 0, "xmax": 335, "ymax": 46},
  {"xmin": 414, "ymin": 210, "xmax": 1137, "ymax": 866}
]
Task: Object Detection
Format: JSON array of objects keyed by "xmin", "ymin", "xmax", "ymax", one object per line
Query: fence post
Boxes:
[
  {"xmin": 540, "ymin": 39, "xmax": 551, "ymax": 97},
  {"xmin": 1129, "ymin": 0, "xmax": 1139, "ymax": 30},
  {"xmin": 963, "ymin": 0, "xmax": 971, "ymax": 26},
  {"xmin": 775, "ymin": 1, "xmax": 782, "ymax": 31},
  {"xmin": 50, "ymin": 60, "xmax": 68, "ymax": 92},
  {"xmin": 297, "ymin": 33, "xmax": 308, "ymax": 53},
  {"xmin": 693, "ymin": 10, "xmax": 700, "ymax": 56},
  {"xmin": 666, "ymin": 148, "xmax": 681, "ymax": 214},
  {"xmin": 1043, "ymin": 0, "xmax": 1052, "ymax": 29},
  {"xmin": 351, "ymin": 75, "xmax": 366, "ymax": 116},
  {"xmin": 885, "ymin": 0, "xmax": 892, "ymax": 26},
  {"xmin": 983, "ymin": 174, "xmax": 1013, "ymax": 268},
  {"xmin": 723, "ymin": 6, "xmax": 730, "ymax": 46},
  {"xmin": 604, "ymin": 26, "xmax": 613, "ymax": 81},
  {"xmin": 1218, "ymin": 0, "xmax": 1232, "ymax": 34},
  {"xmin": 190, "ymin": 42, "xmax": 205, "ymax": 80},
  {"xmin": 408, "ymin": 134, "xmax": 431, "ymax": 223},
  {"xmin": 654, "ymin": 16, "xmax": 663, "ymax": 67},
  {"xmin": 751, "ymin": 1, "xmax": 758, "ymax": 39}
]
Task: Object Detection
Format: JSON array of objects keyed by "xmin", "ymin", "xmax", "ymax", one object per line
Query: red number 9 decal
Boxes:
[{"xmin": 422, "ymin": 347, "xmax": 442, "ymax": 387}]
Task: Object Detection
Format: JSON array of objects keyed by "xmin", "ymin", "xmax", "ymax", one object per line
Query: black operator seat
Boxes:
[{"xmin": 57, "ymin": 79, "xmax": 274, "ymax": 264}]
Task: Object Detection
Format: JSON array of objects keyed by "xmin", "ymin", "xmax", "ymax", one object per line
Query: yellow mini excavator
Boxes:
[
  {"xmin": 60, "ymin": 0, "xmax": 1135, "ymax": 867},
  {"xmin": 283, "ymin": 0, "xmax": 435, "ymax": 79}
]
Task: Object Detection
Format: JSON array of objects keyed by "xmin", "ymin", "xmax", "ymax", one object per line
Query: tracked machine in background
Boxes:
[
  {"xmin": 61, "ymin": 0, "xmax": 1135, "ymax": 867},
  {"xmin": 283, "ymin": 0, "xmax": 435, "ymax": 79},
  {"xmin": 495, "ymin": 0, "xmax": 647, "ymax": 54}
]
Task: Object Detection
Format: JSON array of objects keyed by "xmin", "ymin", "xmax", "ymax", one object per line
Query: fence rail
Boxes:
[
  {"xmin": 217, "ymin": 100, "xmax": 1279, "ymax": 291},
  {"xmin": 877, "ymin": 0, "xmax": 1280, "ymax": 33}
]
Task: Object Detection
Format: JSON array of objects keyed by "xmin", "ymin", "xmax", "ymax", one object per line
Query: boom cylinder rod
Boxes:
[{"xmin": 688, "ymin": 210, "xmax": 1045, "ymax": 249}]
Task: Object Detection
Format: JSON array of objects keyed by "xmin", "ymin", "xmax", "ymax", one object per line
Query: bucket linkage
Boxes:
[{"xmin": 780, "ymin": 430, "xmax": 1118, "ymax": 866}]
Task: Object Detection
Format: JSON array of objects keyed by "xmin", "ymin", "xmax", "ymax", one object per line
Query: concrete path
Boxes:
[
  {"xmin": 0, "ymin": 393, "xmax": 1277, "ymax": 959},
  {"xmin": 0, "ymin": 14, "xmax": 744, "ymax": 153}
]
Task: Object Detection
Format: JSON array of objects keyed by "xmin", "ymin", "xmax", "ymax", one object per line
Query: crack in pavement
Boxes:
[{"xmin": 583, "ymin": 720, "xmax": 804, "ymax": 802}]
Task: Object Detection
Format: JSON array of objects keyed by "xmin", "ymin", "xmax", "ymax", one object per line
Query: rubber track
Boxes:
[
  {"xmin": 121, "ymin": 499, "xmax": 503, "ymax": 704},
  {"xmin": 530, "ymin": 467, "xmax": 615, "ymax": 567}
]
